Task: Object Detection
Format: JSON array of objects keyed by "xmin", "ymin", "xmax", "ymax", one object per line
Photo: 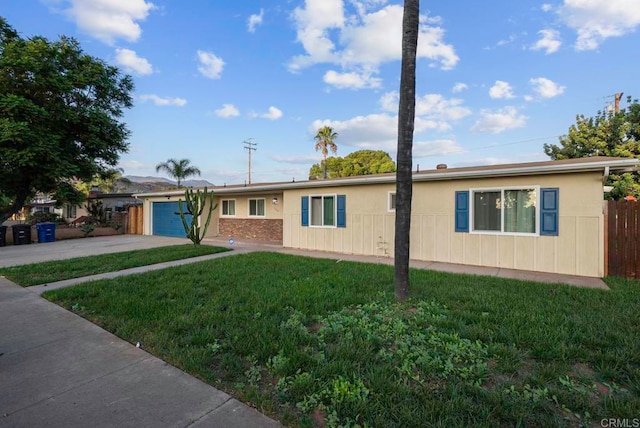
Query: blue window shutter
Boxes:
[
  {"xmin": 301, "ymin": 196, "xmax": 309, "ymax": 226},
  {"xmin": 540, "ymin": 188, "xmax": 559, "ymax": 236},
  {"xmin": 336, "ymin": 195, "xmax": 346, "ymax": 228},
  {"xmin": 455, "ymin": 191, "xmax": 469, "ymax": 232}
]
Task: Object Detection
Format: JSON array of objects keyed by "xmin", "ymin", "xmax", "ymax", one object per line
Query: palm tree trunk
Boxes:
[
  {"xmin": 394, "ymin": 0, "xmax": 419, "ymax": 302},
  {"xmin": 323, "ymin": 150, "xmax": 328, "ymax": 179}
]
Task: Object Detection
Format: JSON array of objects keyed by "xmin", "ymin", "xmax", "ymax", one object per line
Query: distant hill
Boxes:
[{"xmin": 118, "ymin": 176, "xmax": 215, "ymax": 193}]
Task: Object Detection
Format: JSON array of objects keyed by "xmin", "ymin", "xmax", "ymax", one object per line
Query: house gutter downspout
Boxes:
[{"xmin": 603, "ymin": 166, "xmax": 610, "ymax": 184}]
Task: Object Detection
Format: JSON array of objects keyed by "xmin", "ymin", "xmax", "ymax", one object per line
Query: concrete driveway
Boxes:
[{"xmin": 0, "ymin": 235, "xmax": 189, "ymax": 268}]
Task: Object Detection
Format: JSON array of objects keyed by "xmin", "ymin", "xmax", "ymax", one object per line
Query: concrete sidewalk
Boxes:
[
  {"xmin": 29, "ymin": 248, "xmax": 251, "ymax": 295},
  {"xmin": 0, "ymin": 277, "xmax": 281, "ymax": 428}
]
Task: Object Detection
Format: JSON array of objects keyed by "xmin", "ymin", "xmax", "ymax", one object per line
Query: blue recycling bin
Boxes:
[{"xmin": 36, "ymin": 222, "xmax": 56, "ymax": 243}]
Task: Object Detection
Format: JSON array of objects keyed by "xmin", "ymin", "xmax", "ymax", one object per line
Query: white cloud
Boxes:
[
  {"xmin": 139, "ymin": 94, "xmax": 187, "ymax": 107},
  {"xmin": 559, "ymin": 0, "xmax": 640, "ymax": 50},
  {"xmin": 289, "ymin": 2, "xmax": 458, "ymax": 75},
  {"xmin": 531, "ymin": 29, "xmax": 562, "ymax": 54},
  {"xmin": 197, "ymin": 50, "xmax": 225, "ymax": 79},
  {"xmin": 415, "ymin": 93, "xmax": 472, "ymax": 121},
  {"xmin": 61, "ymin": 0, "xmax": 156, "ymax": 44},
  {"xmin": 290, "ymin": 0, "xmax": 345, "ymax": 70},
  {"xmin": 248, "ymin": 8, "xmax": 264, "ymax": 33},
  {"xmin": 541, "ymin": 4, "xmax": 553, "ymax": 12},
  {"xmin": 380, "ymin": 92, "xmax": 470, "ymax": 130},
  {"xmin": 413, "ymin": 139, "xmax": 464, "ymax": 158},
  {"xmin": 251, "ymin": 106, "xmax": 283, "ymax": 120},
  {"xmin": 215, "ymin": 104, "xmax": 240, "ymax": 118},
  {"xmin": 118, "ymin": 160, "xmax": 149, "ymax": 171},
  {"xmin": 489, "ymin": 81, "xmax": 515, "ymax": 99},
  {"xmin": 323, "ymin": 70, "xmax": 382, "ymax": 89},
  {"xmin": 529, "ymin": 77, "xmax": 566, "ymax": 98},
  {"xmin": 471, "ymin": 107, "xmax": 527, "ymax": 134},
  {"xmin": 452, "ymin": 82, "xmax": 468, "ymax": 93},
  {"xmin": 114, "ymin": 48, "xmax": 152, "ymax": 75},
  {"xmin": 310, "ymin": 112, "xmax": 457, "ymax": 154}
]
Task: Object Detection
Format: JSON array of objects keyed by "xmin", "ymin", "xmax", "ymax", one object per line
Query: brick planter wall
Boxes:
[
  {"xmin": 1, "ymin": 225, "xmax": 121, "ymax": 245},
  {"xmin": 218, "ymin": 218, "xmax": 283, "ymax": 242}
]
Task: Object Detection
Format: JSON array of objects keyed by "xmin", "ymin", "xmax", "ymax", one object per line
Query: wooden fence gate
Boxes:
[
  {"xmin": 127, "ymin": 205, "xmax": 144, "ymax": 235},
  {"xmin": 606, "ymin": 200, "xmax": 639, "ymax": 278}
]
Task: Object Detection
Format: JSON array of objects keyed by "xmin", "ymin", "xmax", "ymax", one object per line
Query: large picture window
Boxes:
[
  {"xmin": 221, "ymin": 199, "xmax": 236, "ymax": 216},
  {"xmin": 249, "ymin": 198, "xmax": 265, "ymax": 217},
  {"xmin": 471, "ymin": 187, "xmax": 537, "ymax": 235},
  {"xmin": 310, "ymin": 195, "xmax": 335, "ymax": 227}
]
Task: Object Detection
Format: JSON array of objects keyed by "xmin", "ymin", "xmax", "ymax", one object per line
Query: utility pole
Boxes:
[
  {"xmin": 614, "ymin": 92, "xmax": 624, "ymax": 114},
  {"xmin": 243, "ymin": 139, "xmax": 257, "ymax": 184}
]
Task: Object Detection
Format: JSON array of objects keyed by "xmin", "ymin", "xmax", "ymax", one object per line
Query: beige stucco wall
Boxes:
[
  {"xmin": 283, "ymin": 171, "xmax": 605, "ymax": 277},
  {"xmin": 141, "ymin": 193, "xmax": 283, "ymax": 238}
]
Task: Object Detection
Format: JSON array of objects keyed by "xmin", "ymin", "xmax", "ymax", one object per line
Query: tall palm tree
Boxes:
[
  {"xmin": 155, "ymin": 158, "xmax": 201, "ymax": 188},
  {"xmin": 394, "ymin": 0, "xmax": 419, "ymax": 302},
  {"xmin": 314, "ymin": 126, "xmax": 338, "ymax": 179}
]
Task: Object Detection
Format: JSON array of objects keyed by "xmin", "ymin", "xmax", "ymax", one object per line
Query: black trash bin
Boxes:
[
  {"xmin": 12, "ymin": 224, "xmax": 32, "ymax": 245},
  {"xmin": 0, "ymin": 225, "xmax": 6, "ymax": 247},
  {"xmin": 36, "ymin": 222, "xmax": 56, "ymax": 243}
]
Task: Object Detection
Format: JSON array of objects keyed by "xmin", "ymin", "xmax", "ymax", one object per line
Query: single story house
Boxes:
[
  {"xmin": 134, "ymin": 157, "xmax": 639, "ymax": 278},
  {"xmin": 62, "ymin": 190, "xmax": 142, "ymax": 224}
]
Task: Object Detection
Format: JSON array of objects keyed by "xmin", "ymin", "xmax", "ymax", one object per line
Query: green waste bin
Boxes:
[
  {"xmin": 36, "ymin": 222, "xmax": 56, "ymax": 243},
  {"xmin": 12, "ymin": 224, "xmax": 31, "ymax": 245}
]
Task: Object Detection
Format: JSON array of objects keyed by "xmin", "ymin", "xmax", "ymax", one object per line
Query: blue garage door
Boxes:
[{"xmin": 152, "ymin": 202, "xmax": 192, "ymax": 238}]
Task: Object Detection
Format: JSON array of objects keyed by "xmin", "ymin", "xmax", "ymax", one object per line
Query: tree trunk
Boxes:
[
  {"xmin": 0, "ymin": 188, "xmax": 31, "ymax": 223},
  {"xmin": 323, "ymin": 151, "xmax": 328, "ymax": 179},
  {"xmin": 394, "ymin": 0, "xmax": 419, "ymax": 302}
]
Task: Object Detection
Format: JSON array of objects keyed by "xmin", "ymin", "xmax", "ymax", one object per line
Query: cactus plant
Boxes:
[{"xmin": 178, "ymin": 187, "xmax": 216, "ymax": 245}]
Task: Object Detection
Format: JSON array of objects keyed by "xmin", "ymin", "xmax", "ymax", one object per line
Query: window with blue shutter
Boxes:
[
  {"xmin": 540, "ymin": 188, "xmax": 559, "ymax": 236},
  {"xmin": 301, "ymin": 196, "xmax": 309, "ymax": 226},
  {"xmin": 455, "ymin": 191, "xmax": 469, "ymax": 232},
  {"xmin": 337, "ymin": 195, "xmax": 346, "ymax": 228}
]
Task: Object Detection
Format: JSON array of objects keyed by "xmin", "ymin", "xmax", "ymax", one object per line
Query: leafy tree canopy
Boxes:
[
  {"xmin": 543, "ymin": 95, "xmax": 640, "ymax": 200},
  {"xmin": 309, "ymin": 150, "xmax": 397, "ymax": 179},
  {"xmin": 75, "ymin": 168, "xmax": 132, "ymax": 195},
  {"xmin": 0, "ymin": 18, "xmax": 133, "ymax": 221}
]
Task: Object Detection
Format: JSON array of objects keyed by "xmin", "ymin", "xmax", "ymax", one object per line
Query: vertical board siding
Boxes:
[{"xmin": 607, "ymin": 200, "xmax": 640, "ymax": 279}]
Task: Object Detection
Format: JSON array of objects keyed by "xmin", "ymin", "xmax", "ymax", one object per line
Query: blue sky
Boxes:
[{"xmin": 2, "ymin": 0, "xmax": 639, "ymax": 184}]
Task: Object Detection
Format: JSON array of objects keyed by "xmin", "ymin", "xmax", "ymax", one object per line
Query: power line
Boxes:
[
  {"xmin": 464, "ymin": 135, "xmax": 562, "ymax": 152},
  {"xmin": 243, "ymin": 138, "xmax": 257, "ymax": 184}
]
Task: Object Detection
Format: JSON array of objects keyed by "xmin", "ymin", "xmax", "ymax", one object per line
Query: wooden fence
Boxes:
[
  {"xmin": 127, "ymin": 205, "xmax": 144, "ymax": 235},
  {"xmin": 606, "ymin": 200, "xmax": 639, "ymax": 278}
]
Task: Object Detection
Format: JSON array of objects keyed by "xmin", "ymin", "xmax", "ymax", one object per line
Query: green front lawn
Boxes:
[
  {"xmin": 0, "ymin": 244, "xmax": 229, "ymax": 286},
  {"xmin": 43, "ymin": 252, "xmax": 640, "ymax": 427}
]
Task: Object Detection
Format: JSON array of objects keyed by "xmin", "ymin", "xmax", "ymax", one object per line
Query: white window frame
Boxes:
[
  {"xmin": 309, "ymin": 193, "xmax": 337, "ymax": 228},
  {"xmin": 66, "ymin": 204, "xmax": 77, "ymax": 218},
  {"xmin": 221, "ymin": 199, "xmax": 236, "ymax": 217},
  {"xmin": 388, "ymin": 191, "xmax": 396, "ymax": 212},
  {"xmin": 248, "ymin": 198, "xmax": 266, "ymax": 217},
  {"xmin": 469, "ymin": 186, "xmax": 540, "ymax": 237}
]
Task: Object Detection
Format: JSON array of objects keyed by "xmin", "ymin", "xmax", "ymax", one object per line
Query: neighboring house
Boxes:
[
  {"xmin": 25, "ymin": 195, "xmax": 63, "ymax": 218},
  {"xmin": 61, "ymin": 190, "xmax": 142, "ymax": 224},
  {"xmin": 135, "ymin": 157, "xmax": 639, "ymax": 278}
]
